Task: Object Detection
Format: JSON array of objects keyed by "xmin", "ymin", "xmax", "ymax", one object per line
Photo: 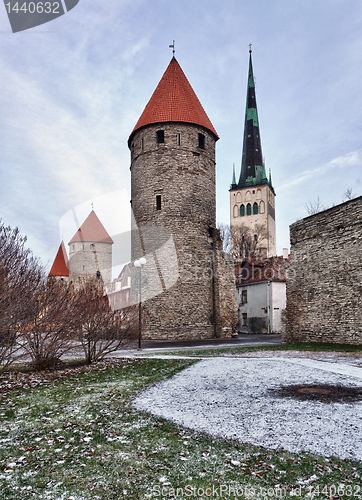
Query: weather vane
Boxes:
[
  {"xmin": 249, "ymin": 43, "xmax": 252, "ymax": 53},
  {"xmin": 169, "ymin": 40, "xmax": 175, "ymax": 56},
  {"xmin": 91, "ymin": 201, "xmax": 94, "ymax": 210}
]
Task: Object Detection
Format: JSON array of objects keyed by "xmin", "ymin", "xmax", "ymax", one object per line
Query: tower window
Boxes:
[
  {"xmin": 233, "ymin": 205, "xmax": 238, "ymax": 218},
  {"xmin": 156, "ymin": 130, "xmax": 164, "ymax": 143},
  {"xmin": 96, "ymin": 271, "xmax": 101, "ymax": 279},
  {"xmin": 141, "ymin": 137, "xmax": 144, "ymax": 151},
  {"xmin": 156, "ymin": 195, "xmax": 162, "ymax": 211},
  {"xmin": 177, "ymin": 133, "xmax": 181, "ymax": 146},
  {"xmin": 83, "ymin": 265, "xmax": 85, "ymax": 271},
  {"xmin": 240, "ymin": 204, "xmax": 245, "ymax": 217},
  {"xmin": 254, "ymin": 234, "xmax": 258, "ymax": 242},
  {"xmin": 246, "ymin": 203, "xmax": 251, "ymax": 216},
  {"xmin": 253, "ymin": 202, "xmax": 259, "ymax": 214},
  {"xmin": 198, "ymin": 133, "xmax": 205, "ymax": 149}
]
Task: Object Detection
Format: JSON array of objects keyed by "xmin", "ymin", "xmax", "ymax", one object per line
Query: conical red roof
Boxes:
[
  {"xmin": 129, "ymin": 57, "xmax": 219, "ymax": 145},
  {"xmin": 49, "ymin": 241, "xmax": 69, "ymax": 277},
  {"xmin": 68, "ymin": 210, "xmax": 114, "ymax": 244}
]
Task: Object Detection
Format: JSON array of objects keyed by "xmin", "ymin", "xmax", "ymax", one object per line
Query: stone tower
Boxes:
[
  {"xmin": 129, "ymin": 56, "xmax": 237, "ymax": 340},
  {"xmin": 230, "ymin": 50, "xmax": 276, "ymax": 258},
  {"xmin": 68, "ymin": 210, "xmax": 113, "ymax": 287},
  {"xmin": 48, "ymin": 241, "xmax": 69, "ymax": 282}
]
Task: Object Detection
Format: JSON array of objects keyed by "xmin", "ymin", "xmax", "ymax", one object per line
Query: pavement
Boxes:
[{"xmin": 112, "ymin": 333, "xmax": 282, "ymax": 356}]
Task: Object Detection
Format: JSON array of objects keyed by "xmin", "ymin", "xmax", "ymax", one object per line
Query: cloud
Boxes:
[{"xmin": 278, "ymin": 150, "xmax": 362, "ymax": 191}]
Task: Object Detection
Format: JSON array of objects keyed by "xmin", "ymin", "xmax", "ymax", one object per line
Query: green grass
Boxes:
[
  {"xmin": 0, "ymin": 358, "xmax": 361, "ymax": 499},
  {"xmin": 158, "ymin": 342, "xmax": 362, "ymax": 357}
]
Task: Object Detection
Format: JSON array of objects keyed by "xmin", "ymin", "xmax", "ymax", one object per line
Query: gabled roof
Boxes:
[
  {"xmin": 128, "ymin": 57, "xmax": 219, "ymax": 145},
  {"xmin": 68, "ymin": 210, "xmax": 114, "ymax": 244},
  {"xmin": 49, "ymin": 241, "xmax": 69, "ymax": 277},
  {"xmin": 235, "ymin": 256, "xmax": 290, "ymax": 286}
]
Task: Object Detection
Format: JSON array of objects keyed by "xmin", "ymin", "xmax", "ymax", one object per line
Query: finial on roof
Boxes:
[
  {"xmin": 91, "ymin": 201, "xmax": 94, "ymax": 211},
  {"xmin": 249, "ymin": 43, "xmax": 252, "ymax": 54},
  {"xmin": 169, "ymin": 40, "xmax": 175, "ymax": 56}
]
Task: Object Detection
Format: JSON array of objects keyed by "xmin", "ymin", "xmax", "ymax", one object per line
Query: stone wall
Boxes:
[{"xmin": 283, "ymin": 196, "xmax": 362, "ymax": 345}]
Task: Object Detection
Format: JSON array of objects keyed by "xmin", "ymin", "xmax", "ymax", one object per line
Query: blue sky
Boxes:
[{"xmin": 1, "ymin": 0, "xmax": 361, "ymax": 272}]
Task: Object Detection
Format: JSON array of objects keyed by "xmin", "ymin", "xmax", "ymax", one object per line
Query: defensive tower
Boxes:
[
  {"xmin": 68, "ymin": 210, "xmax": 113, "ymax": 287},
  {"xmin": 129, "ymin": 56, "xmax": 237, "ymax": 340}
]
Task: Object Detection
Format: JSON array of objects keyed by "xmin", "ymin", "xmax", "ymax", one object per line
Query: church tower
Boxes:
[
  {"xmin": 129, "ymin": 56, "xmax": 237, "ymax": 340},
  {"xmin": 230, "ymin": 49, "xmax": 276, "ymax": 258}
]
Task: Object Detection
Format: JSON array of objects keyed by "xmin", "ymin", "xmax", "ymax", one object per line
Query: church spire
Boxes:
[{"xmin": 238, "ymin": 50, "xmax": 268, "ymax": 188}]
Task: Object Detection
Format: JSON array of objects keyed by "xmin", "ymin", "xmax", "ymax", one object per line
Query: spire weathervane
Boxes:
[
  {"xmin": 249, "ymin": 43, "xmax": 252, "ymax": 53},
  {"xmin": 91, "ymin": 201, "xmax": 94, "ymax": 211},
  {"xmin": 169, "ymin": 40, "xmax": 175, "ymax": 56}
]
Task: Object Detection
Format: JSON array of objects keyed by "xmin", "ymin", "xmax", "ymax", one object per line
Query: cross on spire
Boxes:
[
  {"xmin": 169, "ymin": 40, "xmax": 175, "ymax": 56},
  {"xmin": 249, "ymin": 43, "xmax": 252, "ymax": 53}
]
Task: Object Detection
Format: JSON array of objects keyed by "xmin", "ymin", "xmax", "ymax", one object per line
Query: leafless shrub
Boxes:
[
  {"xmin": 76, "ymin": 281, "xmax": 139, "ymax": 364},
  {"xmin": 305, "ymin": 196, "xmax": 324, "ymax": 215},
  {"xmin": 20, "ymin": 279, "xmax": 80, "ymax": 371},
  {"xmin": 342, "ymin": 188, "xmax": 355, "ymax": 202},
  {"xmin": 0, "ymin": 222, "xmax": 43, "ymax": 371}
]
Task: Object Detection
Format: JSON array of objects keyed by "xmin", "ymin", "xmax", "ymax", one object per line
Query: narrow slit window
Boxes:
[
  {"xmin": 177, "ymin": 133, "xmax": 181, "ymax": 146},
  {"xmin": 141, "ymin": 137, "xmax": 144, "ymax": 151},
  {"xmin": 156, "ymin": 195, "xmax": 162, "ymax": 211},
  {"xmin": 198, "ymin": 133, "xmax": 205, "ymax": 149},
  {"xmin": 156, "ymin": 130, "xmax": 164, "ymax": 144}
]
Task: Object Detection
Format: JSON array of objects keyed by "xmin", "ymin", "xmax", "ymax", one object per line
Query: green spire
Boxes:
[{"xmin": 232, "ymin": 163, "xmax": 236, "ymax": 185}]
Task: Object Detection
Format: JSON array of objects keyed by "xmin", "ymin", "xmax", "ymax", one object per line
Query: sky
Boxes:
[{"xmin": 1, "ymin": 0, "xmax": 361, "ymax": 274}]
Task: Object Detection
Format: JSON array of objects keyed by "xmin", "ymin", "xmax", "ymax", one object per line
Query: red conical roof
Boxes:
[
  {"xmin": 128, "ymin": 57, "xmax": 219, "ymax": 145},
  {"xmin": 68, "ymin": 210, "xmax": 114, "ymax": 244},
  {"xmin": 49, "ymin": 241, "xmax": 69, "ymax": 277}
]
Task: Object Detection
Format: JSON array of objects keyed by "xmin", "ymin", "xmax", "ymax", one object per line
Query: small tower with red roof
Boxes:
[
  {"xmin": 129, "ymin": 55, "xmax": 237, "ymax": 340},
  {"xmin": 68, "ymin": 210, "xmax": 113, "ymax": 287},
  {"xmin": 48, "ymin": 241, "xmax": 69, "ymax": 282}
]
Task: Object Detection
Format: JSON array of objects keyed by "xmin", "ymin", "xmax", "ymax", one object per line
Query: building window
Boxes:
[
  {"xmin": 259, "ymin": 200, "xmax": 265, "ymax": 213},
  {"xmin": 253, "ymin": 202, "xmax": 259, "ymax": 214},
  {"xmin": 177, "ymin": 133, "xmax": 181, "ymax": 145},
  {"xmin": 83, "ymin": 265, "xmax": 85, "ymax": 271},
  {"xmin": 198, "ymin": 133, "xmax": 205, "ymax": 149},
  {"xmin": 141, "ymin": 137, "xmax": 144, "ymax": 151},
  {"xmin": 233, "ymin": 205, "xmax": 238, "ymax": 218},
  {"xmin": 156, "ymin": 130, "xmax": 164, "ymax": 143},
  {"xmin": 240, "ymin": 204, "xmax": 245, "ymax": 216},
  {"xmin": 96, "ymin": 271, "xmax": 101, "ymax": 279},
  {"xmin": 241, "ymin": 290, "xmax": 247, "ymax": 304},
  {"xmin": 156, "ymin": 195, "xmax": 162, "ymax": 211},
  {"xmin": 73, "ymin": 245, "xmax": 75, "ymax": 251},
  {"xmin": 242, "ymin": 313, "xmax": 248, "ymax": 326},
  {"xmin": 82, "ymin": 244, "xmax": 84, "ymax": 250},
  {"xmin": 246, "ymin": 203, "xmax": 251, "ymax": 216},
  {"xmin": 254, "ymin": 234, "xmax": 258, "ymax": 242}
]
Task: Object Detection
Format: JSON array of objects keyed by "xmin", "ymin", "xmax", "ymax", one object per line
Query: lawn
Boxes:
[{"xmin": 0, "ymin": 356, "xmax": 361, "ymax": 499}]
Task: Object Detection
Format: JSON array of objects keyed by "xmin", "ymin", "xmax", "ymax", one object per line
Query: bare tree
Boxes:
[
  {"xmin": 223, "ymin": 223, "xmax": 269, "ymax": 260},
  {"xmin": 20, "ymin": 279, "xmax": 80, "ymax": 371},
  {"xmin": 76, "ymin": 281, "xmax": 139, "ymax": 364},
  {"xmin": 305, "ymin": 196, "xmax": 324, "ymax": 215},
  {"xmin": 342, "ymin": 188, "xmax": 355, "ymax": 202},
  {"xmin": 0, "ymin": 222, "xmax": 43, "ymax": 371}
]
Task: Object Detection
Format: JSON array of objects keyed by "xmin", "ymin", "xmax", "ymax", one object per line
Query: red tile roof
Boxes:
[
  {"xmin": 49, "ymin": 241, "xmax": 69, "ymax": 277},
  {"xmin": 235, "ymin": 256, "xmax": 290, "ymax": 286},
  {"xmin": 129, "ymin": 57, "xmax": 219, "ymax": 145},
  {"xmin": 68, "ymin": 210, "xmax": 114, "ymax": 244}
]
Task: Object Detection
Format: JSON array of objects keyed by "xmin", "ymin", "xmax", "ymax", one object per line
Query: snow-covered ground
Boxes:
[{"xmin": 134, "ymin": 354, "xmax": 362, "ymax": 461}]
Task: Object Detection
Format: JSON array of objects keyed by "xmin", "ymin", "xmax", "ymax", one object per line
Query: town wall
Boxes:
[{"xmin": 283, "ymin": 196, "xmax": 362, "ymax": 345}]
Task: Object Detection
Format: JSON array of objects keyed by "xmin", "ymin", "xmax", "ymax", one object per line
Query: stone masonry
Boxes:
[
  {"xmin": 283, "ymin": 195, "xmax": 362, "ymax": 345},
  {"xmin": 130, "ymin": 122, "xmax": 237, "ymax": 340}
]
